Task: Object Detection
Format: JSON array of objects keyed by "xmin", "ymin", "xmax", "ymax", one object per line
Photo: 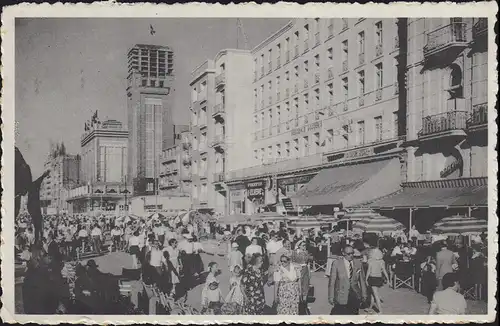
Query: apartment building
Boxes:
[
  {"xmin": 159, "ymin": 130, "xmax": 192, "ymax": 197},
  {"xmin": 40, "ymin": 145, "xmax": 81, "ymax": 215},
  {"xmin": 226, "ymin": 18, "xmax": 405, "ymax": 214},
  {"xmin": 189, "ymin": 51, "xmax": 254, "ymax": 214}
]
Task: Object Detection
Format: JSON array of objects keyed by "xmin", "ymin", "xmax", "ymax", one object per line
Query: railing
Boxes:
[
  {"xmin": 375, "ymin": 44, "xmax": 383, "ymax": 57},
  {"xmin": 473, "ymin": 18, "xmax": 487, "ymax": 39},
  {"xmin": 342, "ymin": 60, "xmax": 348, "ymax": 73},
  {"xmin": 424, "ymin": 22, "xmax": 468, "ymax": 56},
  {"xmin": 285, "ymin": 51, "xmax": 290, "ymax": 63},
  {"xmin": 213, "ymin": 172, "xmax": 225, "ymax": 183},
  {"xmin": 327, "ymin": 67, "xmax": 334, "ymax": 80},
  {"xmin": 294, "ymin": 45, "xmax": 299, "ymax": 58},
  {"xmin": 467, "ymin": 103, "xmax": 487, "ymax": 128},
  {"xmin": 303, "ymin": 39, "xmax": 309, "ymax": 53},
  {"xmin": 358, "ymin": 95, "xmax": 365, "ymax": 107},
  {"xmin": 215, "ymin": 73, "xmax": 225, "ymax": 87},
  {"xmin": 394, "ymin": 81, "xmax": 399, "ymax": 95},
  {"xmin": 328, "ymin": 25, "xmax": 334, "ymax": 39},
  {"xmin": 418, "ymin": 111, "xmax": 468, "ymax": 137},
  {"xmin": 376, "ymin": 88, "xmax": 382, "ymax": 101},
  {"xmin": 314, "ymin": 32, "xmax": 320, "ymax": 46},
  {"xmin": 276, "ymin": 56, "xmax": 281, "ymax": 69},
  {"xmin": 358, "ymin": 52, "xmax": 365, "ymax": 65},
  {"xmin": 314, "ymin": 72, "xmax": 320, "ymax": 84},
  {"xmin": 304, "ymin": 79, "xmax": 309, "ymax": 89}
]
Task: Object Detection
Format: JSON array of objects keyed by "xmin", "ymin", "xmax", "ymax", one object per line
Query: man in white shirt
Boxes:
[
  {"xmin": 111, "ymin": 225, "xmax": 122, "ymax": 251},
  {"xmin": 91, "ymin": 224, "xmax": 103, "ymax": 254},
  {"xmin": 429, "ymin": 272, "xmax": 467, "ymax": 315}
]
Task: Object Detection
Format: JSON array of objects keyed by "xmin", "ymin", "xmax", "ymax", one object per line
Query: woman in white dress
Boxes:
[{"xmin": 164, "ymin": 238, "xmax": 181, "ymax": 297}]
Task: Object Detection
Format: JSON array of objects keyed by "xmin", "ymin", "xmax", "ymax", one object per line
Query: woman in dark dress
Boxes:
[{"xmin": 241, "ymin": 253, "xmax": 266, "ymax": 315}]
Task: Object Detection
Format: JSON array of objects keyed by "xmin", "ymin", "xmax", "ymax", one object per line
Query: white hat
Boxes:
[{"xmin": 231, "ymin": 242, "xmax": 239, "ymax": 248}]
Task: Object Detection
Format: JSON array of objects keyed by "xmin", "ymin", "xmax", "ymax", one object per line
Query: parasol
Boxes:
[{"xmin": 431, "ymin": 215, "xmax": 487, "ymax": 236}]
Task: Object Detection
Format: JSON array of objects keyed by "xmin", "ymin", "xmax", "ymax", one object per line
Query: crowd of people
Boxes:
[{"xmin": 15, "ymin": 211, "xmax": 488, "ymax": 315}]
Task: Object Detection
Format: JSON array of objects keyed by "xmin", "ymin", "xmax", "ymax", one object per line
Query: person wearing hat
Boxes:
[{"xmin": 228, "ymin": 242, "xmax": 243, "ymax": 272}]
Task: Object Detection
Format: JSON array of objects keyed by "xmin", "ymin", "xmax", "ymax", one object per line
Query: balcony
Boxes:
[
  {"xmin": 314, "ymin": 72, "xmax": 320, "ymax": 85},
  {"xmin": 358, "ymin": 52, "xmax": 365, "ymax": 66},
  {"xmin": 341, "ymin": 60, "xmax": 348, "ymax": 73},
  {"xmin": 267, "ymin": 62, "xmax": 272, "ymax": 74},
  {"xmin": 375, "ymin": 88, "xmax": 382, "ymax": 101},
  {"xmin": 215, "ymin": 73, "xmax": 226, "ymax": 88},
  {"xmin": 467, "ymin": 103, "xmax": 487, "ymax": 132},
  {"xmin": 212, "ymin": 134, "xmax": 225, "ymax": 151},
  {"xmin": 294, "ymin": 45, "xmax": 299, "ymax": 58},
  {"xmin": 160, "ymin": 181, "xmax": 179, "ymax": 189},
  {"xmin": 472, "ymin": 18, "xmax": 487, "ymax": 41},
  {"xmin": 423, "ymin": 22, "xmax": 468, "ymax": 60},
  {"xmin": 394, "ymin": 81, "xmax": 399, "ymax": 95},
  {"xmin": 375, "ymin": 44, "xmax": 383, "ymax": 57},
  {"xmin": 285, "ymin": 51, "xmax": 290, "ymax": 63},
  {"xmin": 303, "ymin": 79, "xmax": 309, "ymax": 89},
  {"xmin": 327, "ymin": 24, "xmax": 334, "ymax": 39},
  {"xmin": 327, "ymin": 67, "xmax": 334, "ymax": 80},
  {"xmin": 163, "ymin": 154, "xmax": 177, "ymax": 163},
  {"xmin": 213, "ymin": 103, "xmax": 225, "ymax": 120},
  {"xmin": 314, "ymin": 32, "xmax": 320, "ymax": 47},
  {"xmin": 276, "ymin": 56, "xmax": 281, "ymax": 69},
  {"xmin": 358, "ymin": 95, "xmax": 365, "ymax": 107},
  {"xmin": 418, "ymin": 110, "xmax": 468, "ymax": 141},
  {"xmin": 277, "ymin": 92, "xmax": 281, "ymax": 101},
  {"xmin": 213, "ymin": 172, "xmax": 225, "ymax": 184},
  {"xmin": 303, "ymin": 39, "xmax": 309, "ymax": 53}
]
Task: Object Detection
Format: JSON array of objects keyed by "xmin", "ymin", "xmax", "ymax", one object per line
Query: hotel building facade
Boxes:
[{"xmin": 66, "ymin": 119, "xmax": 132, "ymax": 214}]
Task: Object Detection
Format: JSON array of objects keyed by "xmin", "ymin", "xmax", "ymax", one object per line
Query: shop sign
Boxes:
[
  {"xmin": 145, "ymin": 204, "xmax": 163, "ymax": 211},
  {"xmin": 230, "ymin": 190, "xmax": 245, "ymax": 201},
  {"xmin": 278, "ymin": 174, "xmax": 316, "ymax": 187},
  {"xmin": 291, "ymin": 121, "xmax": 322, "ymax": 136},
  {"xmin": 246, "ymin": 180, "xmax": 265, "ymax": 200},
  {"xmin": 344, "ymin": 147, "xmax": 374, "ymax": 160}
]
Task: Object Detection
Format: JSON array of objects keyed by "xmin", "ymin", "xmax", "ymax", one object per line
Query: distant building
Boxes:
[
  {"xmin": 66, "ymin": 119, "xmax": 131, "ymax": 214},
  {"xmin": 127, "ymin": 44, "xmax": 175, "ymax": 195},
  {"xmin": 40, "ymin": 144, "xmax": 81, "ymax": 215},
  {"xmin": 159, "ymin": 130, "xmax": 192, "ymax": 197}
]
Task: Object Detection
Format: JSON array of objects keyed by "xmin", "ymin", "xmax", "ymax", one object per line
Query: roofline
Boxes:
[{"xmin": 251, "ymin": 20, "xmax": 295, "ymax": 54}]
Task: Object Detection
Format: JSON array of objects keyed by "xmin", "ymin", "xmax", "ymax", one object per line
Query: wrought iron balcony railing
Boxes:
[
  {"xmin": 215, "ymin": 73, "xmax": 226, "ymax": 87},
  {"xmin": 424, "ymin": 22, "xmax": 468, "ymax": 57},
  {"xmin": 418, "ymin": 110, "xmax": 468, "ymax": 137},
  {"xmin": 342, "ymin": 60, "xmax": 348, "ymax": 73},
  {"xmin": 358, "ymin": 52, "xmax": 365, "ymax": 65}
]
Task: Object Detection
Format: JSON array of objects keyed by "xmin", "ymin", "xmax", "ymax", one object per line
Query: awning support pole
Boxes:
[{"xmin": 409, "ymin": 208, "xmax": 413, "ymax": 237}]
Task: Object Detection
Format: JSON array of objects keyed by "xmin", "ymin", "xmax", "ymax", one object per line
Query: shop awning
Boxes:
[
  {"xmin": 368, "ymin": 178, "xmax": 487, "ymax": 208},
  {"xmin": 292, "ymin": 158, "xmax": 401, "ymax": 207}
]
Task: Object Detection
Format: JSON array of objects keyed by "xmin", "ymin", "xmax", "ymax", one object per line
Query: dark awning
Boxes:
[
  {"xmin": 368, "ymin": 178, "xmax": 487, "ymax": 208},
  {"xmin": 292, "ymin": 158, "xmax": 401, "ymax": 207}
]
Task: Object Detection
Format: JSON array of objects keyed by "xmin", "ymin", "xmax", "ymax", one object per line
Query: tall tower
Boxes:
[{"xmin": 127, "ymin": 44, "xmax": 175, "ymax": 195}]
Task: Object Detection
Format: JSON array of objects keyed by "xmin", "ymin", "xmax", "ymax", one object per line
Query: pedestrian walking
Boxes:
[
  {"xmin": 273, "ymin": 254, "xmax": 301, "ymax": 315},
  {"xmin": 365, "ymin": 248, "xmax": 389, "ymax": 313},
  {"xmin": 241, "ymin": 253, "xmax": 266, "ymax": 315}
]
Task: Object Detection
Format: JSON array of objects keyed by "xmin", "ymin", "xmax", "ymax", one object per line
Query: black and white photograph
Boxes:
[{"xmin": 1, "ymin": 3, "xmax": 497, "ymax": 324}]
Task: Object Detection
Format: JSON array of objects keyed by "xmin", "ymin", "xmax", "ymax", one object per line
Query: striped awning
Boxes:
[
  {"xmin": 353, "ymin": 214, "xmax": 406, "ymax": 235},
  {"xmin": 339, "ymin": 208, "xmax": 379, "ymax": 222},
  {"xmin": 254, "ymin": 212, "xmax": 289, "ymax": 222},
  {"xmin": 431, "ymin": 215, "xmax": 487, "ymax": 235}
]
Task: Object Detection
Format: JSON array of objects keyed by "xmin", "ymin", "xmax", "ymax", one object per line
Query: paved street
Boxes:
[{"xmin": 14, "ymin": 243, "xmax": 488, "ymax": 315}]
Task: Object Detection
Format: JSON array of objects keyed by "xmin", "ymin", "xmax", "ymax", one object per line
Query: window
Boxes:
[
  {"xmin": 342, "ymin": 40, "xmax": 348, "ymax": 61},
  {"xmin": 304, "ymin": 60, "xmax": 309, "ymax": 73},
  {"xmin": 267, "ymin": 146, "xmax": 273, "ymax": 161},
  {"xmin": 327, "ymin": 47, "xmax": 333, "ymax": 63},
  {"xmin": 260, "ymin": 148, "xmax": 265, "ymax": 163},
  {"xmin": 276, "ymin": 143, "xmax": 282, "ymax": 159},
  {"xmin": 268, "ymin": 49, "xmax": 272, "ymax": 64},
  {"xmin": 276, "ymin": 76, "xmax": 281, "ymax": 94},
  {"xmin": 254, "ymin": 150, "xmax": 258, "ymax": 162},
  {"xmin": 303, "ymin": 136, "xmax": 309, "ymax": 156},
  {"xmin": 294, "ymin": 65, "xmax": 299, "ymax": 78},
  {"xmin": 327, "ymin": 83, "xmax": 334, "ymax": 104},
  {"xmin": 376, "ymin": 63, "xmax": 383, "ymax": 89},
  {"xmin": 357, "ymin": 121, "xmax": 365, "ymax": 145},
  {"xmin": 304, "ymin": 24, "xmax": 309, "ymax": 39},
  {"xmin": 375, "ymin": 116, "xmax": 383, "ymax": 141},
  {"xmin": 268, "ymin": 109, "xmax": 273, "ymax": 128},
  {"xmin": 375, "ymin": 21, "xmax": 383, "ymax": 46},
  {"xmin": 313, "ymin": 132, "xmax": 320, "ymax": 154},
  {"xmin": 314, "ymin": 18, "xmax": 320, "ymax": 33},
  {"xmin": 159, "ymin": 80, "xmax": 164, "ymax": 88},
  {"xmin": 303, "ymin": 93, "xmax": 309, "ymax": 111},
  {"xmin": 285, "ymin": 141, "xmax": 291, "ymax": 158},
  {"xmin": 253, "ymin": 89, "xmax": 257, "ymax": 109},
  {"xmin": 293, "ymin": 98, "xmax": 299, "ymax": 116},
  {"xmin": 358, "ymin": 31, "xmax": 365, "ymax": 54},
  {"xmin": 342, "ymin": 77, "xmax": 349, "ymax": 100},
  {"xmin": 327, "ymin": 129, "xmax": 334, "ymax": 149},
  {"xmin": 285, "ymin": 71, "xmax": 290, "ymax": 81},
  {"xmin": 314, "ymin": 54, "xmax": 320, "ymax": 70},
  {"xmin": 260, "ymin": 111, "xmax": 265, "ymax": 129},
  {"xmin": 358, "ymin": 70, "xmax": 365, "ymax": 95},
  {"xmin": 449, "ymin": 64, "xmax": 464, "ymax": 98},
  {"xmin": 285, "ymin": 101, "xmax": 290, "ymax": 118},
  {"xmin": 285, "ymin": 37, "xmax": 290, "ymax": 53},
  {"xmin": 253, "ymin": 58, "xmax": 257, "ymax": 77},
  {"xmin": 254, "ymin": 115, "xmax": 259, "ymax": 131},
  {"xmin": 393, "ymin": 112, "xmax": 399, "ymax": 138},
  {"xmin": 294, "ymin": 31, "xmax": 300, "ymax": 44},
  {"xmin": 314, "ymin": 88, "xmax": 320, "ymax": 109},
  {"xmin": 277, "ymin": 106, "xmax": 281, "ymax": 123}
]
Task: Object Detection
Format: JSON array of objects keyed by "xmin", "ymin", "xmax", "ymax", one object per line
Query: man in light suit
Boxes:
[
  {"xmin": 328, "ymin": 244, "xmax": 367, "ymax": 315},
  {"xmin": 435, "ymin": 241, "xmax": 457, "ymax": 290}
]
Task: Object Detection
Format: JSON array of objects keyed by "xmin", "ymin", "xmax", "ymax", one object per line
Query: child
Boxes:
[
  {"xmin": 201, "ymin": 280, "xmax": 224, "ymax": 314},
  {"xmin": 205, "ymin": 261, "xmax": 220, "ymax": 286},
  {"xmin": 225, "ymin": 265, "xmax": 245, "ymax": 308}
]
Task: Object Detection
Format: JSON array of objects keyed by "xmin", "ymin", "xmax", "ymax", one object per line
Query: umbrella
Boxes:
[
  {"xmin": 339, "ymin": 208, "xmax": 379, "ymax": 222},
  {"xmin": 353, "ymin": 214, "xmax": 406, "ymax": 235},
  {"xmin": 254, "ymin": 212, "xmax": 289, "ymax": 223},
  {"xmin": 288, "ymin": 216, "xmax": 328, "ymax": 229},
  {"xmin": 431, "ymin": 215, "xmax": 487, "ymax": 235}
]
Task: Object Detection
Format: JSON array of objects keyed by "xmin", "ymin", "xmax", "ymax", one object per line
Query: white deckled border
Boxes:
[{"xmin": 1, "ymin": 2, "xmax": 498, "ymax": 324}]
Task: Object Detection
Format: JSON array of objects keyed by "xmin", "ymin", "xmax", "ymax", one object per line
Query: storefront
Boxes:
[
  {"xmin": 246, "ymin": 180, "xmax": 266, "ymax": 214},
  {"xmin": 229, "ymin": 187, "xmax": 246, "ymax": 214},
  {"xmin": 277, "ymin": 174, "xmax": 316, "ymax": 198}
]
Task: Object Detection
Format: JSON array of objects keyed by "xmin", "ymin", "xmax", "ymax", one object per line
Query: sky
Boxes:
[{"xmin": 15, "ymin": 18, "xmax": 288, "ymax": 177}]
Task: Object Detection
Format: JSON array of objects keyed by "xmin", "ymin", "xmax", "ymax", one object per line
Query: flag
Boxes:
[{"xmin": 150, "ymin": 24, "xmax": 156, "ymax": 36}]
